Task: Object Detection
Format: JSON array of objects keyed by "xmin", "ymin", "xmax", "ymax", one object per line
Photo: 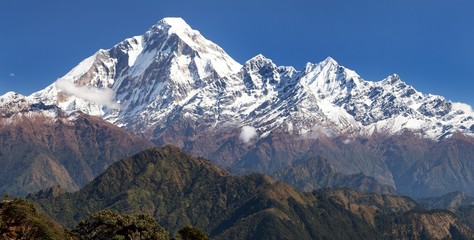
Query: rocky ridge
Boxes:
[{"xmin": 0, "ymin": 92, "xmax": 154, "ymax": 196}]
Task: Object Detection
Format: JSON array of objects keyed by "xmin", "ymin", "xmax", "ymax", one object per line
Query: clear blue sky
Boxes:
[{"xmin": 1, "ymin": 0, "xmax": 473, "ymax": 106}]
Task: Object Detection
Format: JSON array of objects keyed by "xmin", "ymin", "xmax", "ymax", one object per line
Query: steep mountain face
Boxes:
[
  {"xmin": 455, "ymin": 205, "xmax": 474, "ymax": 232},
  {"xmin": 378, "ymin": 210, "xmax": 474, "ymax": 240},
  {"xmin": 418, "ymin": 191, "xmax": 474, "ymax": 210},
  {"xmin": 32, "ymin": 17, "xmax": 241, "ymax": 134},
  {"xmin": 33, "ymin": 146, "xmax": 474, "ymax": 240},
  {"xmin": 0, "ymin": 92, "xmax": 154, "ymax": 196},
  {"xmin": 30, "ymin": 17, "xmax": 474, "ymax": 197},
  {"xmin": 272, "ymin": 156, "xmax": 397, "ymax": 194},
  {"xmin": 368, "ymin": 132, "xmax": 474, "ymax": 197},
  {"xmin": 409, "ymin": 191, "xmax": 474, "ymax": 234}
]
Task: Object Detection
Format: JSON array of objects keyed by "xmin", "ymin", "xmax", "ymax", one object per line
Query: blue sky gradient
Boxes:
[{"xmin": 1, "ymin": 0, "xmax": 473, "ymax": 106}]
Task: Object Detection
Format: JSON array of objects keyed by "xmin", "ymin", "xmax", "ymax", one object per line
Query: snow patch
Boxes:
[
  {"xmin": 127, "ymin": 36, "xmax": 143, "ymax": 67},
  {"xmin": 287, "ymin": 121, "xmax": 294, "ymax": 133},
  {"xmin": 62, "ymin": 53, "xmax": 96, "ymax": 80}
]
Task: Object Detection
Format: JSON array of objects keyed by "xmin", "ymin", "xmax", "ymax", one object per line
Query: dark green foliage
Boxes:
[
  {"xmin": 74, "ymin": 209, "xmax": 167, "ymax": 240},
  {"xmin": 173, "ymin": 226, "xmax": 209, "ymax": 240},
  {"xmin": 0, "ymin": 198, "xmax": 71, "ymax": 240},
  {"xmin": 34, "ymin": 146, "xmax": 275, "ymax": 234}
]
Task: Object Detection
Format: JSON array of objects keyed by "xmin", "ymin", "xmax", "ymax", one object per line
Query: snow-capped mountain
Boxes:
[
  {"xmin": 32, "ymin": 18, "xmax": 474, "ymax": 141},
  {"xmin": 29, "ymin": 17, "xmax": 474, "ymax": 197},
  {"xmin": 179, "ymin": 54, "xmax": 474, "ymax": 140},
  {"xmin": 33, "ymin": 17, "xmax": 241, "ymax": 135}
]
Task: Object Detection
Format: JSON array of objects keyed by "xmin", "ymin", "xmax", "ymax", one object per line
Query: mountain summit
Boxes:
[
  {"xmin": 32, "ymin": 17, "xmax": 241, "ymax": 133},
  {"xmin": 29, "ymin": 17, "xmax": 474, "ymax": 197},
  {"xmin": 32, "ymin": 17, "xmax": 474, "ymax": 140}
]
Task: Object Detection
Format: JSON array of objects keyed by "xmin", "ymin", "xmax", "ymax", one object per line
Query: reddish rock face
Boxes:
[{"xmin": 0, "ymin": 108, "xmax": 154, "ymax": 196}]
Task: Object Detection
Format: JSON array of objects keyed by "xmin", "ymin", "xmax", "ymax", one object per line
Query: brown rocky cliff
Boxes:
[{"xmin": 0, "ymin": 111, "xmax": 154, "ymax": 196}]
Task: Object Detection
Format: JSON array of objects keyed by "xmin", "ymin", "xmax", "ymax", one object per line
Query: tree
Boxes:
[
  {"xmin": 0, "ymin": 198, "xmax": 71, "ymax": 239},
  {"xmin": 75, "ymin": 209, "xmax": 167, "ymax": 240},
  {"xmin": 173, "ymin": 226, "xmax": 209, "ymax": 240}
]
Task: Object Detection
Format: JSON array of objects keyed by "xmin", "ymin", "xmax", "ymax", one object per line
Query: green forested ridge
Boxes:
[
  {"xmin": 0, "ymin": 198, "xmax": 72, "ymax": 239},
  {"xmin": 32, "ymin": 146, "xmax": 474, "ymax": 240}
]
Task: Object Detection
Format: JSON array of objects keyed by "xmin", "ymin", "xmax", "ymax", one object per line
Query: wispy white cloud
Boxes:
[
  {"xmin": 9, "ymin": 73, "xmax": 15, "ymax": 77},
  {"xmin": 239, "ymin": 126, "xmax": 258, "ymax": 143},
  {"xmin": 342, "ymin": 134, "xmax": 355, "ymax": 144},
  {"xmin": 452, "ymin": 102, "xmax": 473, "ymax": 114},
  {"xmin": 299, "ymin": 125, "xmax": 339, "ymax": 140},
  {"xmin": 342, "ymin": 139, "xmax": 352, "ymax": 144},
  {"xmin": 55, "ymin": 78, "xmax": 120, "ymax": 109}
]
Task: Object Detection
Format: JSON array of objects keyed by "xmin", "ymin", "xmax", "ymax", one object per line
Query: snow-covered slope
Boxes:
[
  {"xmin": 31, "ymin": 17, "xmax": 474, "ymax": 141},
  {"xmin": 32, "ymin": 17, "xmax": 241, "ymax": 133},
  {"xmin": 162, "ymin": 53, "xmax": 473, "ymax": 140},
  {"xmin": 32, "ymin": 19, "xmax": 473, "ymax": 141},
  {"xmin": 0, "ymin": 91, "xmax": 64, "ymax": 123}
]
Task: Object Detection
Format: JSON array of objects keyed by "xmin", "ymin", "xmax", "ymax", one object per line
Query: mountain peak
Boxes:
[
  {"xmin": 316, "ymin": 56, "xmax": 340, "ymax": 72},
  {"xmin": 0, "ymin": 92, "xmax": 28, "ymax": 109},
  {"xmin": 155, "ymin": 17, "xmax": 193, "ymax": 34},
  {"xmin": 1, "ymin": 91, "xmax": 23, "ymax": 99},
  {"xmin": 160, "ymin": 17, "xmax": 188, "ymax": 27},
  {"xmin": 0, "ymin": 92, "xmax": 31, "ymax": 116},
  {"xmin": 145, "ymin": 17, "xmax": 241, "ymax": 78},
  {"xmin": 321, "ymin": 56, "xmax": 338, "ymax": 66},
  {"xmin": 146, "ymin": 17, "xmax": 201, "ymax": 50},
  {"xmin": 303, "ymin": 57, "xmax": 339, "ymax": 74},
  {"xmin": 244, "ymin": 54, "xmax": 275, "ymax": 71},
  {"xmin": 381, "ymin": 73, "xmax": 405, "ymax": 86},
  {"xmin": 249, "ymin": 54, "xmax": 269, "ymax": 61},
  {"xmin": 149, "ymin": 17, "xmax": 197, "ymax": 39}
]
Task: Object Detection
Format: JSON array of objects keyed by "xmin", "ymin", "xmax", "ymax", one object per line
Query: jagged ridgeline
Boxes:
[
  {"xmin": 26, "ymin": 17, "xmax": 474, "ymax": 198},
  {"xmin": 32, "ymin": 146, "xmax": 474, "ymax": 240}
]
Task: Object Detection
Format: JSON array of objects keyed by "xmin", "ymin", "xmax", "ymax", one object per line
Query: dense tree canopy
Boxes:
[
  {"xmin": 74, "ymin": 209, "xmax": 168, "ymax": 240},
  {"xmin": 173, "ymin": 226, "xmax": 209, "ymax": 240}
]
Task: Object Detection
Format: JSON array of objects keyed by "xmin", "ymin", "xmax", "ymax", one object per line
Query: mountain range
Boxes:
[
  {"xmin": 31, "ymin": 146, "xmax": 474, "ymax": 240},
  {"xmin": 2, "ymin": 17, "xmax": 474, "ymax": 198}
]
